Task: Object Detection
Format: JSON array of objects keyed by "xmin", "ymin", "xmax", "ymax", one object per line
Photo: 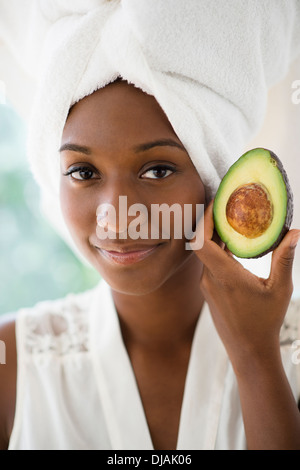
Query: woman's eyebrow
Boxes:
[
  {"xmin": 133, "ymin": 139, "xmax": 186, "ymax": 153},
  {"xmin": 59, "ymin": 143, "xmax": 91, "ymax": 154},
  {"xmin": 59, "ymin": 139, "xmax": 186, "ymax": 154}
]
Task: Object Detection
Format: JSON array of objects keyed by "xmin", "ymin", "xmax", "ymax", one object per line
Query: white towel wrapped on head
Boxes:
[{"xmin": 1, "ymin": 0, "xmax": 300, "ymax": 248}]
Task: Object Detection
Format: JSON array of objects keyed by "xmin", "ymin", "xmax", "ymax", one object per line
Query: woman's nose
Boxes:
[
  {"xmin": 96, "ymin": 195, "xmax": 148, "ymax": 237},
  {"xmin": 97, "ymin": 199, "xmax": 127, "ymax": 234}
]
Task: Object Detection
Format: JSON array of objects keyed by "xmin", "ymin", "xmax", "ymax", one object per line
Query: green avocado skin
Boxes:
[
  {"xmin": 214, "ymin": 148, "xmax": 293, "ymax": 259},
  {"xmin": 253, "ymin": 150, "xmax": 293, "ymax": 259}
]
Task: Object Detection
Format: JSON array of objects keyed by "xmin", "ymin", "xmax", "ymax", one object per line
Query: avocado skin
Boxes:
[
  {"xmin": 251, "ymin": 149, "xmax": 293, "ymax": 259},
  {"xmin": 214, "ymin": 148, "xmax": 293, "ymax": 259}
]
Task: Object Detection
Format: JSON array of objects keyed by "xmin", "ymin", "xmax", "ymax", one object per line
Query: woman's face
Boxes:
[{"xmin": 60, "ymin": 80, "xmax": 205, "ymax": 294}]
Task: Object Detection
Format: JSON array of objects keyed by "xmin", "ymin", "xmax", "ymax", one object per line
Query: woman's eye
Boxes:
[
  {"xmin": 65, "ymin": 167, "xmax": 97, "ymax": 181},
  {"xmin": 141, "ymin": 166, "xmax": 174, "ymax": 180}
]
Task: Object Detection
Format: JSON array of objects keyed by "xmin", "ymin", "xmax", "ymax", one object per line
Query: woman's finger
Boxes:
[
  {"xmin": 191, "ymin": 199, "xmax": 240, "ymax": 276},
  {"xmin": 211, "ymin": 228, "xmax": 225, "ymax": 249},
  {"xmin": 224, "ymin": 246, "xmax": 234, "ymax": 257},
  {"xmin": 188, "ymin": 200, "xmax": 213, "ymax": 251},
  {"xmin": 268, "ymin": 229, "xmax": 300, "ymax": 286}
]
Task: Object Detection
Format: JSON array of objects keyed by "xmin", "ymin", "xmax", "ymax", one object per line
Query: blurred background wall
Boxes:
[
  {"xmin": 242, "ymin": 57, "xmax": 300, "ymax": 298},
  {"xmin": 0, "ymin": 92, "xmax": 100, "ymax": 316}
]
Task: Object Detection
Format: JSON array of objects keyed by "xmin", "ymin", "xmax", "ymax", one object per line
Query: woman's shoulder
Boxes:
[
  {"xmin": 0, "ymin": 284, "xmax": 100, "ymax": 449},
  {"xmin": 12, "ymin": 284, "xmax": 100, "ymax": 358},
  {"xmin": 0, "ymin": 313, "xmax": 17, "ymax": 449}
]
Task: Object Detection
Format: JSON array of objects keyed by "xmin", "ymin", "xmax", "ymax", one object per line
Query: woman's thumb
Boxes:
[{"xmin": 269, "ymin": 229, "xmax": 300, "ymax": 284}]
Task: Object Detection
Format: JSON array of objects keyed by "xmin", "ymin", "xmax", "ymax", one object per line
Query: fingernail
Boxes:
[{"xmin": 290, "ymin": 231, "xmax": 300, "ymax": 249}]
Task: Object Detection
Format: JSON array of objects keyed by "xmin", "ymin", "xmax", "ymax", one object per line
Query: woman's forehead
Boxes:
[
  {"xmin": 62, "ymin": 80, "xmax": 183, "ymax": 151},
  {"xmin": 59, "ymin": 80, "xmax": 202, "ymax": 178}
]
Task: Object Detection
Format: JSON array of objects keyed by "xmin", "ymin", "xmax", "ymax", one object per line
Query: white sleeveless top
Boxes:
[{"xmin": 8, "ymin": 280, "xmax": 300, "ymax": 450}]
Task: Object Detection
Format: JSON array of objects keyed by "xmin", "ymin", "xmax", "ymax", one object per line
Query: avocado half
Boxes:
[{"xmin": 213, "ymin": 148, "xmax": 293, "ymax": 259}]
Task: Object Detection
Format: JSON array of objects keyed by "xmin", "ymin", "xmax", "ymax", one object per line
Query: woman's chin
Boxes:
[
  {"xmin": 97, "ymin": 269, "xmax": 169, "ymax": 296},
  {"xmin": 77, "ymin": 238, "xmax": 197, "ymax": 297},
  {"xmin": 94, "ymin": 255, "xmax": 197, "ymax": 298}
]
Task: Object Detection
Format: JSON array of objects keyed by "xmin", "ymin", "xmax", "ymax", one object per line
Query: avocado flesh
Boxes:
[{"xmin": 213, "ymin": 148, "xmax": 293, "ymax": 259}]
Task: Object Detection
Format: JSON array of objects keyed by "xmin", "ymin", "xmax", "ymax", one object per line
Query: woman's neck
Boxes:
[{"xmin": 111, "ymin": 254, "xmax": 204, "ymax": 351}]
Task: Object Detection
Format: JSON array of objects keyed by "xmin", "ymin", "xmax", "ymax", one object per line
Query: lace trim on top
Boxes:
[
  {"xmin": 22, "ymin": 291, "xmax": 92, "ymax": 357},
  {"xmin": 20, "ymin": 289, "xmax": 300, "ymax": 356}
]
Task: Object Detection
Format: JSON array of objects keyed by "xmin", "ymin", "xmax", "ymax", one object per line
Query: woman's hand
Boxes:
[
  {"xmin": 193, "ymin": 200, "xmax": 300, "ymax": 373},
  {"xmin": 193, "ymin": 201, "xmax": 300, "ymax": 449}
]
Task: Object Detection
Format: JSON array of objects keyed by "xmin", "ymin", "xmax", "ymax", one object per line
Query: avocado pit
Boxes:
[{"xmin": 226, "ymin": 183, "xmax": 273, "ymax": 239}]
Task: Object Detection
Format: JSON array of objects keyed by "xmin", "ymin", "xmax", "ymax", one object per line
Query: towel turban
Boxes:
[{"xmin": 1, "ymin": 0, "xmax": 300, "ymax": 247}]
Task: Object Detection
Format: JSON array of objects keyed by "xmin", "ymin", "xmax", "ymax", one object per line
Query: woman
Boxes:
[
  {"xmin": 0, "ymin": 0, "xmax": 300, "ymax": 450},
  {"xmin": 0, "ymin": 78, "xmax": 300, "ymax": 450}
]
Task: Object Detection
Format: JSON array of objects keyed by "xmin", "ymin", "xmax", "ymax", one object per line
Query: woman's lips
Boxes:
[{"xmin": 97, "ymin": 244, "xmax": 162, "ymax": 265}]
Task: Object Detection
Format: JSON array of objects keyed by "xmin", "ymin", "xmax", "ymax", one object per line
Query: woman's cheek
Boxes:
[{"xmin": 60, "ymin": 184, "xmax": 97, "ymax": 239}]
